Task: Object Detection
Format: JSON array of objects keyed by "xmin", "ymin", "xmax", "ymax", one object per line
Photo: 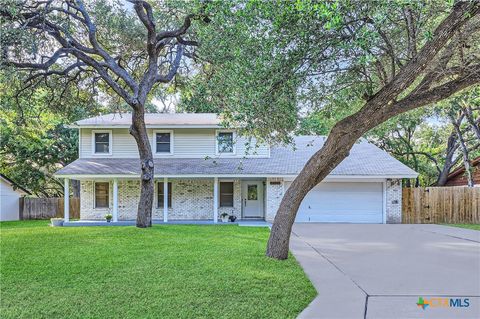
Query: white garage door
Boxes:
[{"xmin": 287, "ymin": 182, "xmax": 384, "ymax": 223}]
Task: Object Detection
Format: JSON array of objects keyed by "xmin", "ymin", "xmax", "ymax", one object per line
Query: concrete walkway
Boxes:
[
  {"xmin": 290, "ymin": 224, "xmax": 480, "ymax": 319},
  {"xmin": 62, "ymin": 219, "xmax": 270, "ymax": 227}
]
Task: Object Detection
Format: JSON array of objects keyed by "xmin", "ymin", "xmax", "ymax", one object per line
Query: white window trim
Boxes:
[
  {"xmin": 93, "ymin": 181, "xmax": 110, "ymax": 210},
  {"xmin": 215, "ymin": 129, "xmax": 236, "ymax": 156},
  {"xmin": 91, "ymin": 130, "xmax": 112, "ymax": 156},
  {"xmin": 153, "ymin": 130, "xmax": 174, "ymax": 156}
]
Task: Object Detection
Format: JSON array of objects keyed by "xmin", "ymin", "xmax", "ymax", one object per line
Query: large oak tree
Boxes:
[
  {"xmin": 1, "ymin": 0, "xmax": 205, "ymax": 227},
  {"xmin": 181, "ymin": 1, "xmax": 480, "ymax": 259},
  {"xmin": 266, "ymin": 1, "xmax": 480, "ymax": 259}
]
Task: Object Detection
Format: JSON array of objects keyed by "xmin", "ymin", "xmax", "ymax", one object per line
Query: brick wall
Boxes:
[
  {"xmin": 386, "ymin": 179, "xmax": 402, "ymax": 223},
  {"xmin": 80, "ymin": 179, "xmax": 241, "ymax": 220},
  {"xmin": 80, "ymin": 180, "xmax": 113, "ymax": 219},
  {"xmin": 80, "ymin": 178, "xmax": 403, "ymax": 222}
]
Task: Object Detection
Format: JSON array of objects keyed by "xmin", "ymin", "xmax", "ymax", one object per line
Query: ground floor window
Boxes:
[
  {"xmin": 94, "ymin": 182, "xmax": 109, "ymax": 208},
  {"xmin": 220, "ymin": 182, "xmax": 234, "ymax": 207},
  {"xmin": 158, "ymin": 182, "xmax": 172, "ymax": 208}
]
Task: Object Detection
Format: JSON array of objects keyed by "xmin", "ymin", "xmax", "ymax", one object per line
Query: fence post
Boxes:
[{"xmin": 19, "ymin": 197, "xmax": 24, "ymax": 220}]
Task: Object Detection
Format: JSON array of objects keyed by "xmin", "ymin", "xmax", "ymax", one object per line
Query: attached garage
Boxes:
[{"xmin": 287, "ymin": 181, "xmax": 385, "ymax": 223}]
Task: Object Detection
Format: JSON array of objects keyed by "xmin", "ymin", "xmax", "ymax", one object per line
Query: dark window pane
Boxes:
[
  {"xmin": 95, "ymin": 133, "xmax": 109, "ymax": 143},
  {"xmin": 156, "ymin": 142, "xmax": 170, "ymax": 153},
  {"xmin": 156, "ymin": 133, "xmax": 171, "ymax": 153},
  {"xmin": 220, "ymin": 194, "xmax": 234, "ymax": 207},
  {"xmin": 95, "ymin": 182, "xmax": 109, "ymax": 208},
  {"xmin": 156, "ymin": 133, "xmax": 170, "ymax": 143},
  {"xmin": 94, "ymin": 133, "xmax": 109, "ymax": 153},
  {"xmin": 158, "ymin": 182, "xmax": 172, "ymax": 208},
  {"xmin": 220, "ymin": 182, "xmax": 234, "ymax": 207},
  {"xmin": 218, "ymin": 132, "xmax": 233, "ymax": 153},
  {"xmin": 95, "ymin": 142, "xmax": 109, "ymax": 153},
  {"xmin": 220, "ymin": 182, "xmax": 233, "ymax": 194}
]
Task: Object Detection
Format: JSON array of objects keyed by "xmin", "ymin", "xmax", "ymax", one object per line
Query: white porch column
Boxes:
[
  {"xmin": 113, "ymin": 178, "xmax": 118, "ymax": 222},
  {"xmin": 213, "ymin": 177, "xmax": 219, "ymax": 223},
  {"xmin": 163, "ymin": 177, "xmax": 168, "ymax": 222},
  {"xmin": 64, "ymin": 178, "xmax": 70, "ymax": 222}
]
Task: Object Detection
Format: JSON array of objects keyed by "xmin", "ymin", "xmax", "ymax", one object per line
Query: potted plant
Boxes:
[
  {"xmin": 105, "ymin": 214, "xmax": 113, "ymax": 222},
  {"xmin": 228, "ymin": 215, "xmax": 237, "ymax": 222},
  {"xmin": 220, "ymin": 213, "xmax": 229, "ymax": 223},
  {"xmin": 50, "ymin": 218, "xmax": 64, "ymax": 227}
]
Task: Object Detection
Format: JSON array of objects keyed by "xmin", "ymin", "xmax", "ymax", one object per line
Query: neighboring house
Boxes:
[
  {"xmin": 444, "ymin": 157, "xmax": 480, "ymax": 186},
  {"xmin": 55, "ymin": 113, "xmax": 417, "ymax": 224},
  {"xmin": 0, "ymin": 174, "xmax": 31, "ymax": 221}
]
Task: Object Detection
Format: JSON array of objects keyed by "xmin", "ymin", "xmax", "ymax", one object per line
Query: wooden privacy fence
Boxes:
[
  {"xmin": 19, "ymin": 197, "xmax": 80, "ymax": 220},
  {"xmin": 402, "ymin": 187, "xmax": 480, "ymax": 224}
]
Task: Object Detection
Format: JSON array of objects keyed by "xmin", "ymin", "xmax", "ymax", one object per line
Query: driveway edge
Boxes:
[{"xmin": 290, "ymin": 234, "xmax": 367, "ymax": 319}]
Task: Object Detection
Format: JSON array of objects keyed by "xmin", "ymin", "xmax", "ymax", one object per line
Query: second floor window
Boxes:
[
  {"xmin": 94, "ymin": 131, "xmax": 111, "ymax": 154},
  {"xmin": 217, "ymin": 131, "xmax": 234, "ymax": 154},
  {"xmin": 155, "ymin": 131, "xmax": 172, "ymax": 154}
]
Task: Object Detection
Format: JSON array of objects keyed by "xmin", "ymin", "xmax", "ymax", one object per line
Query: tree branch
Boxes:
[
  {"xmin": 391, "ymin": 63, "xmax": 480, "ymax": 115},
  {"xmin": 156, "ymin": 45, "xmax": 184, "ymax": 83}
]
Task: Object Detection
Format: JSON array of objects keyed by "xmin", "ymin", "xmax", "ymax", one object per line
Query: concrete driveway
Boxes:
[{"xmin": 290, "ymin": 224, "xmax": 480, "ymax": 319}]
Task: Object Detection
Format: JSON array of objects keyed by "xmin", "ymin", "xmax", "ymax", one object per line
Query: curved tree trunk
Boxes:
[
  {"xmin": 129, "ymin": 107, "xmax": 154, "ymax": 228},
  {"xmin": 266, "ymin": 118, "xmax": 362, "ymax": 259},
  {"xmin": 266, "ymin": 1, "xmax": 479, "ymax": 259}
]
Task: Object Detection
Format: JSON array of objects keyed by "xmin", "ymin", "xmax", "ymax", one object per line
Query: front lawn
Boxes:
[
  {"xmin": 0, "ymin": 221, "xmax": 315, "ymax": 319},
  {"xmin": 446, "ymin": 223, "xmax": 480, "ymax": 231}
]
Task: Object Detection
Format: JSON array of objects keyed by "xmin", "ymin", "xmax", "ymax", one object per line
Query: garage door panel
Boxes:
[{"xmin": 290, "ymin": 182, "xmax": 384, "ymax": 223}]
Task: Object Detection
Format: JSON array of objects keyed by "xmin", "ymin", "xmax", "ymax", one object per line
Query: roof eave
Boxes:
[
  {"xmin": 54, "ymin": 173, "xmax": 419, "ymax": 179},
  {"xmin": 65, "ymin": 124, "xmax": 225, "ymax": 129}
]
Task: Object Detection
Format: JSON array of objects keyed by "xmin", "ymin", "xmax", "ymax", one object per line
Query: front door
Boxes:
[{"xmin": 242, "ymin": 181, "xmax": 264, "ymax": 218}]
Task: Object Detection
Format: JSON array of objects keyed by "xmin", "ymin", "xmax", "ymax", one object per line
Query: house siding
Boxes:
[
  {"xmin": 80, "ymin": 179, "xmax": 242, "ymax": 220},
  {"xmin": 79, "ymin": 128, "xmax": 269, "ymax": 159},
  {"xmin": 0, "ymin": 179, "xmax": 24, "ymax": 221}
]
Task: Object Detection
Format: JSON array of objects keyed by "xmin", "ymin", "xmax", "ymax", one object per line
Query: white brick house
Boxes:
[{"xmin": 55, "ymin": 113, "xmax": 417, "ymax": 223}]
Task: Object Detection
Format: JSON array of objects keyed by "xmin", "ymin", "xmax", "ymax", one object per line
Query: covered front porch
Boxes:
[{"xmin": 61, "ymin": 176, "xmax": 281, "ymax": 224}]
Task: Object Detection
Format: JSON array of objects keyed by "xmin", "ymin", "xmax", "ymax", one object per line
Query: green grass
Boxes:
[
  {"xmin": 445, "ymin": 224, "xmax": 480, "ymax": 231},
  {"xmin": 0, "ymin": 221, "xmax": 316, "ymax": 319}
]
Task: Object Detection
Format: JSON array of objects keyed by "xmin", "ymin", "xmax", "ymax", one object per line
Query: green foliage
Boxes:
[
  {"xmin": 367, "ymin": 108, "xmax": 438, "ymax": 186},
  {"xmin": 298, "ymin": 85, "xmax": 480, "ymax": 187},
  {"xmin": 0, "ymin": 223, "xmax": 316, "ymax": 318},
  {"xmin": 0, "ymin": 73, "xmax": 104, "ymax": 196},
  {"xmin": 368, "ymin": 87, "xmax": 480, "ymax": 186},
  {"xmin": 179, "ymin": 0, "xmax": 453, "ymax": 145}
]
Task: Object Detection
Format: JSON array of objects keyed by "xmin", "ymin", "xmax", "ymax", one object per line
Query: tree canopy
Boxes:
[{"xmin": 0, "ymin": 72, "xmax": 105, "ymax": 196}]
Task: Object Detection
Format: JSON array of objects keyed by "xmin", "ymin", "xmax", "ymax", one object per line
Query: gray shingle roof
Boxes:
[
  {"xmin": 72, "ymin": 113, "xmax": 221, "ymax": 127},
  {"xmin": 56, "ymin": 136, "xmax": 417, "ymax": 177}
]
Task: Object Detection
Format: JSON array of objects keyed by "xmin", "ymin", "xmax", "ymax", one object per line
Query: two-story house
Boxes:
[{"xmin": 55, "ymin": 113, "xmax": 417, "ymax": 224}]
